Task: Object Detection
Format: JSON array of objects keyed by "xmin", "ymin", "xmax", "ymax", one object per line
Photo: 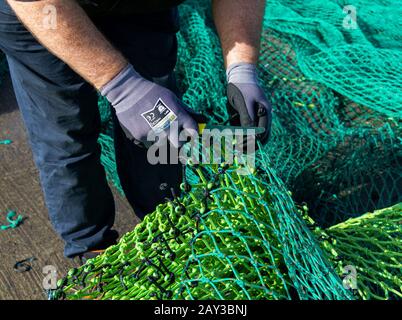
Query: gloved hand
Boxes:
[
  {"xmin": 101, "ymin": 64, "xmax": 201, "ymax": 148},
  {"xmin": 226, "ymin": 62, "xmax": 272, "ymax": 144}
]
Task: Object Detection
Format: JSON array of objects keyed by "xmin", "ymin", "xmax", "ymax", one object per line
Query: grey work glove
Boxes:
[
  {"xmin": 101, "ymin": 64, "xmax": 202, "ymax": 148},
  {"xmin": 226, "ymin": 62, "xmax": 272, "ymax": 144}
]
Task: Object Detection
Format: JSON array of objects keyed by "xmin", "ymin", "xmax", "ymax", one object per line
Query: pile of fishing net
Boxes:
[
  {"xmin": 310, "ymin": 203, "xmax": 402, "ymax": 300},
  {"xmin": 49, "ymin": 155, "xmax": 352, "ymax": 300},
  {"xmin": 49, "ymin": 154, "xmax": 401, "ymax": 300}
]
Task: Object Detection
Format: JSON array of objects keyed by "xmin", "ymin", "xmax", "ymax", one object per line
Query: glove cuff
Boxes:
[
  {"xmin": 226, "ymin": 62, "xmax": 258, "ymax": 85},
  {"xmin": 100, "ymin": 64, "xmax": 152, "ymax": 112}
]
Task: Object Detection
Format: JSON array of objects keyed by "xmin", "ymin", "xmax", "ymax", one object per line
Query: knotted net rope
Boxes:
[
  {"xmin": 49, "ymin": 153, "xmax": 352, "ymax": 300},
  {"xmin": 307, "ymin": 203, "xmax": 402, "ymax": 300}
]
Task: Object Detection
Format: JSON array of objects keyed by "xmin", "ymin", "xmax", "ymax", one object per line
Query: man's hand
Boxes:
[
  {"xmin": 213, "ymin": 0, "xmax": 271, "ymax": 143},
  {"xmin": 226, "ymin": 63, "xmax": 272, "ymax": 143},
  {"xmin": 101, "ymin": 65, "xmax": 200, "ymax": 148}
]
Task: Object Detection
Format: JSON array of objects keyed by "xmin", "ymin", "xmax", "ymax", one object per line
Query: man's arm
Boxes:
[
  {"xmin": 7, "ymin": 0, "xmax": 201, "ymax": 147},
  {"xmin": 212, "ymin": 0, "xmax": 265, "ymax": 67},
  {"xmin": 7, "ymin": 0, "xmax": 127, "ymax": 89},
  {"xmin": 212, "ymin": 0, "xmax": 271, "ymax": 143}
]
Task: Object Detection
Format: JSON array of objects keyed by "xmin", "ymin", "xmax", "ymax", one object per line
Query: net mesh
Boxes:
[
  {"xmin": 0, "ymin": 0, "xmax": 401, "ymax": 300},
  {"xmin": 49, "ymin": 156, "xmax": 352, "ymax": 300},
  {"xmin": 307, "ymin": 203, "xmax": 402, "ymax": 300},
  {"xmin": 174, "ymin": 0, "xmax": 402, "ymax": 225}
]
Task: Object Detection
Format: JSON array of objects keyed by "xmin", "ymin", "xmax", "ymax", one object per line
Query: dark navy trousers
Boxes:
[{"xmin": 0, "ymin": 1, "xmax": 182, "ymax": 257}]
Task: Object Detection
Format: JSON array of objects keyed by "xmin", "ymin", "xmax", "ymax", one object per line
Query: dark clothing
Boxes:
[
  {"xmin": 0, "ymin": 0, "xmax": 182, "ymax": 258},
  {"xmin": 78, "ymin": 0, "xmax": 185, "ymax": 16},
  {"xmin": 80, "ymin": 1, "xmax": 182, "ymax": 32}
]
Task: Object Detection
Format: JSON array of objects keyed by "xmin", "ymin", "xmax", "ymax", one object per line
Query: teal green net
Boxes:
[
  {"xmin": 1, "ymin": 0, "xmax": 401, "ymax": 300},
  {"xmin": 49, "ymin": 156, "xmax": 352, "ymax": 300},
  {"xmin": 96, "ymin": 0, "xmax": 401, "ymax": 225},
  {"xmin": 308, "ymin": 203, "xmax": 402, "ymax": 300}
]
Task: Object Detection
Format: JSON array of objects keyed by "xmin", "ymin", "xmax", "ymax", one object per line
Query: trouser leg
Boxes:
[
  {"xmin": 0, "ymin": 8, "xmax": 117, "ymax": 258},
  {"xmin": 0, "ymin": 2, "xmax": 183, "ymax": 257}
]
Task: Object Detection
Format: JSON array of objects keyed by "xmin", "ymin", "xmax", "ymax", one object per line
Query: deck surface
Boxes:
[{"xmin": 0, "ymin": 76, "xmax": 139, "ymax": 300}]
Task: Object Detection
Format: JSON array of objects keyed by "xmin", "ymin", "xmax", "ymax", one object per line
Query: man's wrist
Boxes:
[
  {"xmin": 226, "ymin": 62, "xmax": 258, "ymax": 84},
  {"xmin": 93, "ymin": 58, "xmax": 129, "ymax": 90}
]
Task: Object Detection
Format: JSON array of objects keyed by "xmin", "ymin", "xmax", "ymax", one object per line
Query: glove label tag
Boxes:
[{"xmin": 141, "ymin": 98, "xmax": 177, "ymax": 133}]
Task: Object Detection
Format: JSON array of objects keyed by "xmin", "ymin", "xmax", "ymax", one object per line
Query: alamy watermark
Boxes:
[
  {"xmin": 145, "ymin": 122, "xmax": 258, "ymax": 175},
  {"xmin": 342, "ymin": 265, "xmax": 358, "ymax": 290},
  {"xmin": 42, "ymin": 4, "xmax": 57, "ymax": 30},
  {"xmin": 343, "ymin": 5, "xmax": 358, "ymax": 30},
  {"xmin": 43, "ymin": 265, "xmax": 58, "ymax": 290}
]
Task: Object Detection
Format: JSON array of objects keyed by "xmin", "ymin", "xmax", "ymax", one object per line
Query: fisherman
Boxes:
[{"xmin": 0, "ymin": 0, "xmax": 271, "ymax": 260}]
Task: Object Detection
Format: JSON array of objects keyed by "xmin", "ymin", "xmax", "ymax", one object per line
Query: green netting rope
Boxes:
[
  {"xmin": 1, "ymin": 210, "xmax": 23, "ymax": 230},
  {"xmin": 305, "ymin": 203, "xmax": 402, "ymax": 300},
  {"xmin": 50, "ymin": 155, "xmax": 352, "ymax": 300}
]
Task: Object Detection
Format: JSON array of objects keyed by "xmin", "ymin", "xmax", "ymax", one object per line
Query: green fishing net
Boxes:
[
  {"xmin": 258, "ymin": 0, "xmax": 402, "ymax": 225},
  {"xmin": 307, "ymin": 203, "xmax": 402, "ymax": 300},
  {"xmin": 170, "ymin": 0, "xmax": 402, "ymax": 225},
  {"xmin": 97, "ymin": 97, "xmax": 124, "ymax": 194},
  {"xmin": 49, "ymin": 156, "xmax": 351, "ymax": 300}
]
